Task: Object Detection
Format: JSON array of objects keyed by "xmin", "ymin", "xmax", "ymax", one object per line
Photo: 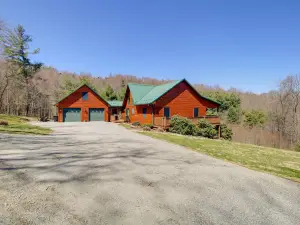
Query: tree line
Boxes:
[{"xmin": 1, "ymin": 21, "xmax": 299, "ymax": 149}]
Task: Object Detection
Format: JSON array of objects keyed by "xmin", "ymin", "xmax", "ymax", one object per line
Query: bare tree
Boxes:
[{"xmin": 269, "ymin": 75, "xmax": 300, "ymax": 148}]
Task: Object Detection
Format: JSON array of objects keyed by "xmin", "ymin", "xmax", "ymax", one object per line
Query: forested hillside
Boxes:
[
  {"xmin": 0, "ymin": 61, "xmax": 271, "ymax": 118},
  {"xmin": 1, "ymin": 21, "xmax": 299, "ymax": 150}
]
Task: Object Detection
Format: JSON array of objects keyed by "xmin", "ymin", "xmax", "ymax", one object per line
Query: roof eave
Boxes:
[
  {"xmin": 182, "ymin": 79, "xmax": 221, "ymax": 106},
  {"xmin": 55, "ymin": 83, "xmax": 110, "ymax": 106}
]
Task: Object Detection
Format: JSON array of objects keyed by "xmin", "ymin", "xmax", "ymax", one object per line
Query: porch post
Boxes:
[{"xmin": 151, "ymin": 104, "xmax": 155, "ymax": 125}]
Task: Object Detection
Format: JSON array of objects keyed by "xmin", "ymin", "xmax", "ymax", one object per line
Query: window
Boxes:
[
  {"xmin": 194, "ymin": 108, "xmax": 199, "ymax": 118},
  {"xmin": 132, "ymin": 108, "xmax": 135, "ymax": 114},
  {"xmin": 82, "ymin": 92, "xmax": 88, "ymax": 100},
  {"xmin": 143, "ymin": 108, "xmax": 147, "ymax": 118},
  {"xmin": 164, "ymin": 107, "xmax": 170, "ymax": 118},
  {"xmin": 127, "ymin": 96, "xmax": 130, "ymax": 105}
]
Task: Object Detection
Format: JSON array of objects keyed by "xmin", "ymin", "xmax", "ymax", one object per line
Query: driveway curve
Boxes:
[{"xmin": 0, "ymin": 122, "xmax": 299, "ymax": 225}]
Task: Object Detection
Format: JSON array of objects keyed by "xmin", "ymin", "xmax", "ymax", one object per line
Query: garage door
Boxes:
[
  {"xmin": 89, "ymin": 108, "xmax": 104, "ymax": 121},
  {"xmin": 63, "ymin": 108, "xmax": 81, "ymax": 122}
]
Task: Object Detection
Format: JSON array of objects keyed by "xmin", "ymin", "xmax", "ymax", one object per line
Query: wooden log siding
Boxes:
[
  {"xmin": 122, "ymin": 92, "xmax": 153, "ymax": 124},
  {"xmin": 57, "ymin": 85, "xmax": 109, "ymax": 122},
  {"xmin": 155, "ymin": 81, "xmax": 219, "ymax": 118},
  {"xmin": 122, "ymin": 80, "xmax": 220, "ymax": 126}
]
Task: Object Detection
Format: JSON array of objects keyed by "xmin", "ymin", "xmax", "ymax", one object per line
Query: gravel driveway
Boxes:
[{"xmin": 0, "ymin": 122, "xmax": 299, "ymax": 225}]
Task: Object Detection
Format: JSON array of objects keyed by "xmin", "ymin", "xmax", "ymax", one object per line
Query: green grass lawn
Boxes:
[
  {"xmin": 0, "ymin": 114, "xmax": 52, "ymax": 135},
  {"xmin": 141, "ymin": 132, "xmax": 300, "ymax": 182}
]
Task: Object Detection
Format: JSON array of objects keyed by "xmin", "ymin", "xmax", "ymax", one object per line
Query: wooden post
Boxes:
[
  {"xmin": 218, "ymin": 125, "xmax": 221, "ymax": 139},
  {"xmin": 151, "ymin": 104, "xmax": 155, "ymax": 125}
]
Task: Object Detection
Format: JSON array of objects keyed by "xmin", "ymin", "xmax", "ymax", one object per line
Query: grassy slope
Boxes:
[
  {"xmin": 0, "ymin": 114, "xmax": 52, "ymax": 135},
  {"xmin": 141, "ymin": 132, "xmax": 300, "ymax": 182}
]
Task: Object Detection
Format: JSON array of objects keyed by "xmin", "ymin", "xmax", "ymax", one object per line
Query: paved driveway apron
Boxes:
[{"xmin": 0, "ymin": 122, "xmax": 299, "ymax": 225}]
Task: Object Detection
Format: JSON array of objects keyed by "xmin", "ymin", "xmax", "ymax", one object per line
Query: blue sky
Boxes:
[{"xmin": 1, "ymin": 0, "xmax": 300, "ymax": 93}]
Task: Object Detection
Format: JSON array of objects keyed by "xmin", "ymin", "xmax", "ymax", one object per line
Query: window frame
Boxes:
[
  {"xmin": 194, "ymin": 108, "xmax": 199, "ymax": 118},
  {"xmin": 164, "ymin": 107, "xmax": 170, "ymax": 119},
  {"xmin": 82, "ymin": 92, "xmax": 88, "ymax": 101},
  {"xmin": 143, "ymin": 108, "xmax": 147, "ymax": 118}
]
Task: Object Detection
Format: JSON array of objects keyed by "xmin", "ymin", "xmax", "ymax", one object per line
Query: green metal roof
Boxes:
[
  {"xmin": 127, "ymin": 83, "xmax": 155, "ymax": 104},
  {"xmin": 134, "ymin": 80, "xmax": 182, "ymax": 105},
  {"xmin": 127, "ymin": 79, "xmax": 221, "ymax": 106},
  {"xmin": 107, "ymin": 100, "xmax": 123, "ymax": 107}
]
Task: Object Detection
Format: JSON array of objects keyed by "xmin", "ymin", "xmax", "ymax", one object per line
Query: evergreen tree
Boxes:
[
  {"xmin": 244, "ymin": 110, "xmax": 267, "ymax": 128},
  {"xmin": 2, "ymin": 25, "xmax": 42, "ymax": 115},
  {"xmin": 101, "ymin": 85, "xmax": 118, "ymax": 100}
]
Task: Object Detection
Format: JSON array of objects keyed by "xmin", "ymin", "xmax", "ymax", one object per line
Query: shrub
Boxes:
[
  {"xmin": 169, "ymin": 115, "xmax": 196, "ymax": 136},
  {"xmin": 243, "ymin": 110, "xmax": 267, "ymax": 128},
  {"xmin": 197, "ymin": 119, "xmax": 217, "ymax": 138},
  {"xmin": 203, "ymin": 128, "xmax": 218, "ymax": 138},
  {"xmin": 197, "ymin": 119, "xmax": 212, "ymax": 129},
  {"xmin": 227, "ymin": 106, "xmax": 242, "ymax": 124},
  {"xmin": 192, "ymin": 127, "xmax": 202, "ymax": 136},
  {"xmin": 132, "ymin": 122, "xmax": 141, "ymax": 127},
  {"xmin": 142, "ymin": 124, "xmax": 154, "ymax": 129},
  {"xmin": 294, "ymin": 143, "xmax": 300, "ymax": 152},
  {"xmin": 0, "ymin": 120, "xmax": 8, "ymax": 126},
  {"xmin": 143, "ymin": 126, "xmax": 151, "ymax": 131},
  {"xmin": 220, "ymin": 124, "xmax": 233, "ymax": 141},
  {"xmin": 206, "ymin": 108, "xmax": 218, "ymax": 116}
]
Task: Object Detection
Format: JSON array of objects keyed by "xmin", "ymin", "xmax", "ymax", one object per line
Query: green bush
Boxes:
[
  {"xmin": 142, "ymin": 124, "xmax": 154, "ymax": 129},
  {"xmin": 197, "ymin": 119, "xmax": 212, "ymax": 129},
  {"xmin": 243, "ymin": 110, "xmax": 267, "ymax": 128},
  {"xmin": 220, "ymin": 124, "xmax": 233, "ymax": 141},
  {"xmin": 294, "ymin": 143, "xmax": 300, "ymax": 152},
  {"xmin": 169, "ymin": 116, "xmax": 218, "ymax": 139},
  {"xmin": 197, "ymin": 119, "xmax": 217, "ymax": 138},
  {"xmin": 132, "ymin": 122, "xmax": 141, "ymax": 127},
  {"xmin": 204, "ymin": 128, "xmax": 218, "ymax": 138},
  {"xmin": 169, "ymin": 115, "xmax": 196, "ymax": 135},
  {"xmin": 206, "ymin": 108, "xmax": 218, "ymax": 116},
  {"xmin": 227, "ymin": 106, "xmax": 242, "ymax": 124}
]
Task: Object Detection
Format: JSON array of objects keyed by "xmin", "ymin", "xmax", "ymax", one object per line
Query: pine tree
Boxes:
[
  {"xmin": 101, "ymin": 85, "xmax": 118, "ymax": 100},
  {"xmin": 2, "ymin": 25, "xmax": 42, "ymax": 116}
]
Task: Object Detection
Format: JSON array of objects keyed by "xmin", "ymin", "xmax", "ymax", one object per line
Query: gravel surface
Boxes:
[{"xmin": 0, "ymin": 122, "xmax": 299, "ymax": 225}]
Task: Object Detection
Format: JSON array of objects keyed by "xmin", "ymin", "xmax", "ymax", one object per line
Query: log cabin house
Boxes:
[
  {"xmin": 121, "ymin": 79, "xmax": 221, "ymax": 129},
  {"xmin": 55, "ymin": 79, "xmax": 221, "ymax": 133}
]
